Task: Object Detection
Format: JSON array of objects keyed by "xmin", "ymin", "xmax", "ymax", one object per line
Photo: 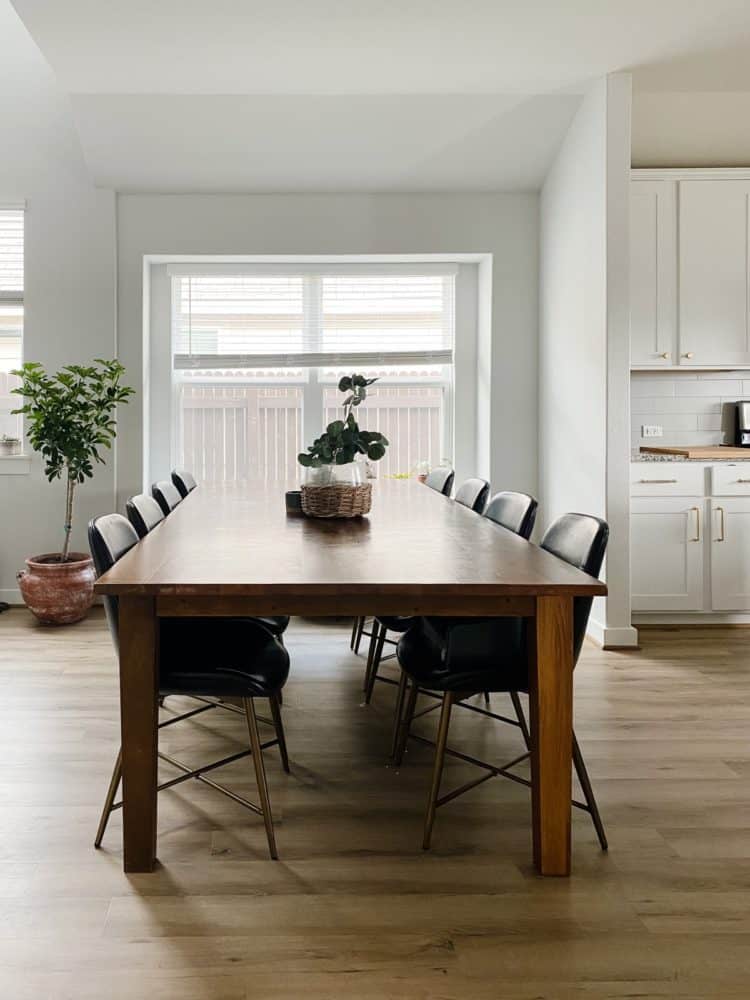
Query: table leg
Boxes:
[
  {"xmin": 118, "ymin": 596, "xmax": 159, "ymax": 872},
  {"xmin": 528, "ymin": 594, "xmax": 574, "ymax": 876}
]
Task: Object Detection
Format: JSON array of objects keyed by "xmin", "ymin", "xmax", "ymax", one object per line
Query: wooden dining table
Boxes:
[{"xmin": 94, "ymin": 478, "xmax": 606, "ymax": 877}]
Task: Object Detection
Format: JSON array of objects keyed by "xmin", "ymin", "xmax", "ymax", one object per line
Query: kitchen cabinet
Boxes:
[
  {"xmin": 630, "ymin": 180, "xmax": 677, "ymax": 367},
  {"xmin": 630, "ymin": 171, "xmax": 750, "ymax": 369},
  {"xmin": 631, "ymin": 461, "xmax": 750, "ymax": 617},
  {"xmin": 679, "ymin": 180, "xmax": 750, "ymax": 368},
  {"xmin": 710, "ymin": 498, "xmax": 750, "ymax": 610},
  {"xmin": 631, "ymin": 497, "xmax": 704, "ymax": 611}
]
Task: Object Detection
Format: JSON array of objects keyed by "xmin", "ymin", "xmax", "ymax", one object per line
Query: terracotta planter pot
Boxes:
[{"xmin": 17, "ymin": 552, "xmax": 95, "ymax": 625}]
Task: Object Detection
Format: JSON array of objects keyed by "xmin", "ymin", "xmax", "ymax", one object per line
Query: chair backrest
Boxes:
[
  {"xmin": 152, "ymin": 480, "xmax": 183, "ymax": 516},
  {"xmin": 424, "ymin": 467, "xmax": 454, "ymax": 496},
  {"xmin": 88, "ymin": 514, "xmax": 140, "ymax": 650},
  {"xmin": 171, "ymin": 468, "xmax": 197, "ymax": 498},
  {"xmin": 540, "ymin": 513, "xmax": 609, "ymax": 664},
  {"xmin": 454, "ymin": 477, "xmax": 490, "ymax": 514},
  {"xmin": 126, "ymin": 493, "xmax": 165, "ymax": 539},
  {"xmin": 484, "ymin": 491, "xmax": 538, "ymax": 540}
]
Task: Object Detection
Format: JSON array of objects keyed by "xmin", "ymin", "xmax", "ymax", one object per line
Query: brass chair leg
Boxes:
[
  {"xmin": 243, "ymin": 697, "xmax": 278, "ymax": 860},
  {"xmin": 94, "ymin": 747, "xmax": 122, "ymax": 848},
  {"xmin": 353, "ymin": 616, "xmax": 366, "ymax": 655},
  {"xmin": 269, "ymin": 693, "xmax": 290, "ymax": 773},
  {"xmin": 573, "ymin": 731, "xmax": 608, "ymax": 851},
  {"xmin": 393, "ymin": 678, "xmax": 419, "ymax": 765},
  {"xmin": 422, "ymin": 692, "xmax": 455, "ymax": 850},
  {"xmin": 391, "ymin": 669, "xmax": 409, "ymax": 758},
  {"xmin": 364, "ymin": 626, "xmax": 387, "ymax": 704},
  {"xmin": 510, "ymin": 690, "xmax": 531, "ymax": 749},
  {"xmin": 363, "ymin": 621, "xmax": 381, "ymax": 694}
]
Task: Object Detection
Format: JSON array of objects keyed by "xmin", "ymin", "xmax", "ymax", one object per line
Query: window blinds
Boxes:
[
  {"xmin": 173, "ymin": 269, "xmax": 455, "ymax": 370},
  {"xmin": 0, "ymin": 208, "xmax": 24, "ymax": 298}
]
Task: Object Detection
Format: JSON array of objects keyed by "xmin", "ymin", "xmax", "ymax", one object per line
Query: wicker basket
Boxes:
[{"xmin": 301, "ymin": 482, "xmax": 372, "ymax": 518}]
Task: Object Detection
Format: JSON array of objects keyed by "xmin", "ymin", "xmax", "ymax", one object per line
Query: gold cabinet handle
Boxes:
[
  {"xmin": 690, "ymin": 506, "xmax": 700, "ymax": 542},
  {"xmin": 682, "ymin": 352, "xmax": 695, "ymax": 359},
  {"xmin": 638, "ymin": 478, "xmax": 678, "ymax": 484},
  {"xmin": 716, "ymin": 505, "xmax": 725, "ymax": 541},
  {"xmin": 659, "ymin": 352, "xmax": 670, "ymax": 359},
  {"xmin": 736, "ymin": 478, "xmax": 750, "ymax": 483}
]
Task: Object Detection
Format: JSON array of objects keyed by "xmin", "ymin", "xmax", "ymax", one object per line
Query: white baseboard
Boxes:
[
  {"xmin": 587, "ymin": 618, "xmax": 639, "ymax": 648},
  {"xmin": 0, "ymin": 588, "xmax": 22, "ymax": 605},
  {"xmin": 633, "ymin": 613, "xmax": 750, "ymax": 626}
]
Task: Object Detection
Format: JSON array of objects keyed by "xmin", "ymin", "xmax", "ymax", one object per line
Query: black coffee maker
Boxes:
[{"xmin": 735, "ymin": 401, "xmax": 750, "ymax": 446}]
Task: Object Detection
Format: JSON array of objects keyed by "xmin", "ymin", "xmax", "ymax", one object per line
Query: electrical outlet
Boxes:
[{"xmin": 642, "ymin": 425, "xmax": 663, "ymax": 438}]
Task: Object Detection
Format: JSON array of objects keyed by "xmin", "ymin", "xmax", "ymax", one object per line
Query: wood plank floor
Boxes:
[{"xmin": 0, "ymin": 609, "xmax": 748, "ymax": 998}]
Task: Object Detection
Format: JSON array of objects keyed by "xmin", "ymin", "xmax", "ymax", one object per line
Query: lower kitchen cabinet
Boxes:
[
  {"xmin": 710, "ymin": 498, "xmax": 750, "ymax": 610},
  {"xmin": 631, "ymin": 498, "xmax": 704, "ymax": 611}
]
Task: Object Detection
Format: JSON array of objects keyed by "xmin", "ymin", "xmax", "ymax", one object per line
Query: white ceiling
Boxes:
[
  {"xmin": 68, "ymin": 94, "xmax": 580, "ymax": 193},
  {"xmin": 10, "ymin": 0, "xmax": 750, "ymax": 190},
  {"xmin": 12, "ymin": 0, "xmax": 750, "ymax": 95}
]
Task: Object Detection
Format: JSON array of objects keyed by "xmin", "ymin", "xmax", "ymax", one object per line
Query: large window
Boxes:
[
  {"xmin": 0, "ymin": 207, "xmax": 24, "ymax": 441},
  {"xmin": 171, "ymin": 266, "xmax": 455, "ymax": 482}
]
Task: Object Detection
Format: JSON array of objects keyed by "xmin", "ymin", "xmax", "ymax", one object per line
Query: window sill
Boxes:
[{"xmin": 0, "ymin": 454, "xmax": 31, "ymax": 475}]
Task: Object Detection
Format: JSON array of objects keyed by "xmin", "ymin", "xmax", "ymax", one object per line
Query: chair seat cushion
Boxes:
[
  {"xmin": 376, "ymin": 615, "xmax": 416, "ymax": 633},
  {"xmin": 397, "ymin": 616, "xmax": 528, "ymax": 693},
  {"xmin": 159, "ymin": 618, "xmax": 290, "ymax": 698}
]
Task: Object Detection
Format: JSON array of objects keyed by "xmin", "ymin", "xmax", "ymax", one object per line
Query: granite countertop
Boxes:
[{"xmin": 632, "ymin": 451, "xmax": 750, "ymax": 463}]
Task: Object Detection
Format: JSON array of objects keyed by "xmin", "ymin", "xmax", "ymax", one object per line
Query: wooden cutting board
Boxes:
[{"xmin": 640, "ymin": 445, "xmax": 750, "ymax": 459}]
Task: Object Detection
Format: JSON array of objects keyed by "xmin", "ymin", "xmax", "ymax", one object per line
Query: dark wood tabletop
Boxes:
[{"xmin": 95, "ymin": 478, "xmax": 607, "ymax": 601}]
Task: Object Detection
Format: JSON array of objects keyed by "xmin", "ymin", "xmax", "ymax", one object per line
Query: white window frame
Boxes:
[{"xmin": 144, "ymin": 254, "xmax": 486, "ymax": 489}]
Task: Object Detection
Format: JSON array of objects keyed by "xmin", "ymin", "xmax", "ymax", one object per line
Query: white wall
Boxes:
[
  {"xmin": 0, "ymin": 2, "xmax": 116, "ymax": 602},
  {"xmin": 115, "ymin": 193, "xmax": 539, "ymax": 507},
  {"xmin": 539, "ymin": 74, "xmax": 636, "ymax": 647},
  {"xmin": 633, "ymin": 92, "xmax": 750, "ymax": 168}
]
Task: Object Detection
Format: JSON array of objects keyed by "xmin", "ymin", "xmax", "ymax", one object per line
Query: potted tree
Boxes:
[
  {"xmin": 298, "ymin": 374, "xmax": 388, "ymax": 517},
  {"xmin": 11, "ymin": 359, "xmax": 134, "ymax": 624}
]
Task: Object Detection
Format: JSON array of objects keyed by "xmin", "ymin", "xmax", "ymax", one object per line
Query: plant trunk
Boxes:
[{"xmin": 61, "ymin": 474, "xmax": 76, "ymax": 562}]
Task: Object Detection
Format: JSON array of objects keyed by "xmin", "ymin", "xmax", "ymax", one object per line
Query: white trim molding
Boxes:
[
  {"xmin": 632, "ymin": 167, "xmax": 750, "ymax": 182},
  {"xmin": 587, "ymin": 618, "xmax": 639, "ymax": 648}
]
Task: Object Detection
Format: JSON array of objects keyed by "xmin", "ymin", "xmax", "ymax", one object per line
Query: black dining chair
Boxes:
[
  {"xmin": 484, "ymin": 491, "xmax": 538, "ymax": 539},
  {"xmin": 126, "ymin": 493, "xmax": 165, "ymax": 539},
  {"xmin": 89, "ymin": 513, "xmax": 290, "ymax": 859},
  {"xmin": 392, "ymin": 512, "xmax": 609, "ymax": 852},
  {"xmin": 454, "ymin": 477, "xmax": 490, "ymax": 514},
  {"xmin": 152, "ymin": 479, "xmax": 183, "ymax": 516},
  {"xmin": 172, "ymin": 468, "xmax": 197, "ymax": 498},
  {"xmin": 424, "ymin": 467, "xmax": 455, "ymax": 497}
]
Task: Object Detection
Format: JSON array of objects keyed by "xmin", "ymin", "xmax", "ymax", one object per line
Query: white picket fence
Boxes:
[
  {"xmin": 0, "ymin": 371, "xmax": 21, "ymax": 440},
  {"xmin": 179, "ymin": 381, "xmax": 445, "ymax": 483}
]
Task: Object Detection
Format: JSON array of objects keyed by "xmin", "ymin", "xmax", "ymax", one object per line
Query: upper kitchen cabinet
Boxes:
[
  {"xmin": 679, "ymin": 179, "xmax": 750, "ymax": 368},
  {"xmin": 630, "ymin": 180, "xmax": 677, "ymax": 367},
  {"xmin": 630, "ymin": 170, "xmax": 750, "ymax": 369}
]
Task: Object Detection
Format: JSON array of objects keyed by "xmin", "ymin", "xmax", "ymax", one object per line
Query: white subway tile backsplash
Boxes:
[
  {"xmin": 675, "ymin": 380, "xmax": 742, "ymax": 396},
  {"xmin": 631, "ymin": 370, "xmax": 747, "ymax": 448},
  {"xmin": 634, "ymin": 397, "xmax": 722, "ymax": 414},
  {"xmin": 630, "ymin": 379, "xmax": 677, "ymax": 398}
]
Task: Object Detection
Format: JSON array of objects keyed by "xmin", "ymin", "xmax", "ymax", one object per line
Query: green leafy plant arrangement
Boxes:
[
  {"xmin": 11, "ymin": 359, "xmax": 135, "ymax": 562},
  {"xmin": 298, "ymin": 374, "xmax": 389, "ymax": 468}
]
